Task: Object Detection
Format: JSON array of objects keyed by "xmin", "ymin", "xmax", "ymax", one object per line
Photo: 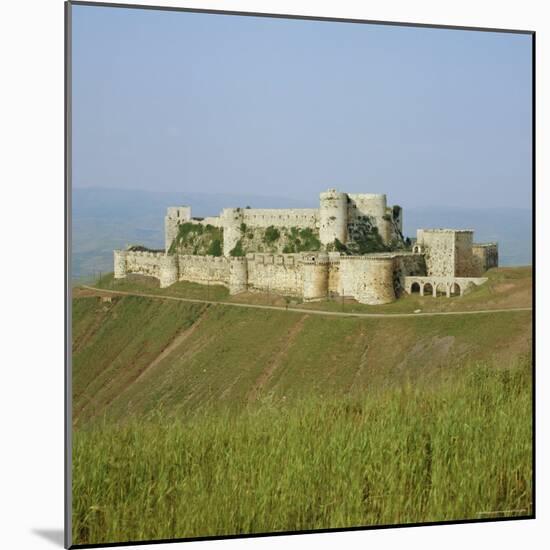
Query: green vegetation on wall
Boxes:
[
  {"xmin": 282, "ymin": 227, "xmax": 321, "ymax": 253},
  {"xmin": 232, "ymin": 225, "xmax": 321, "ymax": 255},
  {"xmin": 169, "ymin": 223, "xmax": 223, "ymax": 256},
  {"xmin": 230, "ymin": 239, "xmax": 245, "ymax": 257},
  {"xmin": 264, "ymin": 226, "xmax": 281, "ymax": 244}
]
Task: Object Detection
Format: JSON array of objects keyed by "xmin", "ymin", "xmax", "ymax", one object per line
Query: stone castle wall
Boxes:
[
  {"xmin": 165, "ymin": 206, "xmax": 191, "ymax": 251},
  {"xmin": 118, "ymin": 190, "xmax": 498, "ymax": 304},
  {"xmin": 417, "ymin": 229, "xmax": 456, "ymax": 277},
  {"xmin": 472, "ymin": 243, "xmax": 499, "ymax": 275},
  {"xmin": 246, "ymin": 253, "xmax": 304, "ymax": 297},
  {"xmin": 114, "ymin": 248, "xmax": 418, "ymax": 305},
  {"xmin": 242, "ymin": 209, "xmax": 319, "ymax": 229},
  {"xmin": 114, "ymin": 250, "xmax": 165, "ymax": 279},
  {"xmin": 165, "ymin": 190, "xmax": 401, "ymax": 254},
  {"xmin": 176, "ymin": 254, "xmax": 229, "ymax": 287},
  {"xmin": 454, "ymin": 231, "xmax": 475, "ymax": 277}
]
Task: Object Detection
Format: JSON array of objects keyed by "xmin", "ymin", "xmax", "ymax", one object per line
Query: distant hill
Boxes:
[{"xmin": 71, "ymin": 187, "xmax": 532, "ymax": 279}]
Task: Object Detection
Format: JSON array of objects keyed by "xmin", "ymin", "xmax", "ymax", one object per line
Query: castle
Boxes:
[{"xmin": 113, "ymin": 189, "xmax": 498, "ymax": 305}]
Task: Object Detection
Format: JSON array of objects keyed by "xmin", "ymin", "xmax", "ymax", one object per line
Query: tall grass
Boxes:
[{"xmin": 72, "ymin": 359, "xmax": 532, "ymax": 545}]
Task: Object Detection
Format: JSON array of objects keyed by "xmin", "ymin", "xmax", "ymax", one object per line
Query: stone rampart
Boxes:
[
  {"xmin": 339, "ymin": 255, "xmax": 395, "ymax": 304},
  {"xmin": 177, "ymin": 254, "xmax": 229, "ymax": 286},
  {"xmin": 115, "ymin": 250, "xmax": 165, "ymax": 279},
  {"xmin": 159, "ymin": 254, "xmax": 178, "ymax": 288},
  {"xmin": 242, "ymin": 209, "xmax": 319, "ymax": 229},
  {"xmin": 246, "ymin": 253, "xmax": 304, "ymax": 297},
  {"xmin": 302, "ymin": 253, "xmax": 330, "ymax": 300}
]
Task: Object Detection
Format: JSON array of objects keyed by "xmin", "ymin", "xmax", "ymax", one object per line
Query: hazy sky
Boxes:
[{"xmin": 71, "ymin": 5, "xmax": 532, "ymax": 209}]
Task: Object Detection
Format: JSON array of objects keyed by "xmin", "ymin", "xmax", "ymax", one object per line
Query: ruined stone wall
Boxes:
[
  {"xmin": 121, "ymin": 251, "xmax": 165, "ymax": 278},
  {"xmin": 114, "ymin": 250, "xmax": 128, "ymax": 278},
  {"xmin": 454, "ymin": 231, "xmax": 475, "ymax": 277},
  {"xmin": 246, "ymin": 253, "xmax": 303, "ymax": 296},
  {"xmin": 176, "ymin": 254, "xmax": 229, "ymax": 286},
  {"xmin": 418, "ymin": 230, "xmax": 456, "ymax": 277},
  {"xmin": 194, "ymin": 216, "xmax": 223, "ymax": 227},
  {"xmin": 472, "ymin": 243, "xmax": 499, "ymax": 275}
]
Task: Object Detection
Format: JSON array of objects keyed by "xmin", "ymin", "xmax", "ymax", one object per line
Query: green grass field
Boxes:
[
  {"xmin": 73, "ymin": 360, "xmax": 531, "ymax": 545},
  {"xmin": 72, "ymin": 268, "xmax": 533, "ymax": 545}
]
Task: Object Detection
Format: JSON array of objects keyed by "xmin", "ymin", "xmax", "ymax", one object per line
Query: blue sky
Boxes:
[{"xmin": 71, "ymin": 5, "xmax": 532, "ymax": 209}]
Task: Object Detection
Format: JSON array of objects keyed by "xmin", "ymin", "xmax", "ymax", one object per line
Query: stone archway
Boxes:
[
  {"xmin": 411, "ymin": 281, "xmax": 421, "ymax": 294},
  {"xmin": 423, "ymin": 282, "xmax": 434, "ymax": 297},
  {"xmin": 436, "ymin": 282, "xmax": 448, "ymax": 297},
  {"xmin": 451, "ymin": 282, "xmax": 462, "ymax": 297}
]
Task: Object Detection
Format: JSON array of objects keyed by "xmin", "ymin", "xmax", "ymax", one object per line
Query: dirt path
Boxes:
[{"xmin": 79, "ymin": 285, "xmax": 532, "ymax": 319}]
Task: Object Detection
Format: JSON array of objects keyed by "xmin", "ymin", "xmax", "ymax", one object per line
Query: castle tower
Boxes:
[
  {"xmin": 159, "ymin": 254, "xmax": 179, "ymax": 288},
  {"xmin": 302, "ymin": 253, "xmax": 329, "ymax": 300},
  {"xmin": 355, "ymin": 256, "xmax": 395, "ymax": 305},
  {"xmin": 113, "ymin": 250, "xmax": 128, "ymax": 279},
  {"xmin": 418, "ymin": 229, "xmax": 475, "ymax": 277},
  {"xmin": 165, "ymin": 206, "xmax": 191, "ymax": 251},
  {"xmin": 222, "ymin": 207, "xmax": 244, "ymax": 256},
  {"xmin": 319, "ymin": 189, "xmax": 348, "ymax": 246},
  {"xmin": 229, "ymin": 257, "xmax": 248, "ymax": 295}
]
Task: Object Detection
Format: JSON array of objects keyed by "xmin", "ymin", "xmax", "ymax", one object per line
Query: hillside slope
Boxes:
[{"xmin": 72, "ymin": 292, "xmax": 531, "ymax": 426}]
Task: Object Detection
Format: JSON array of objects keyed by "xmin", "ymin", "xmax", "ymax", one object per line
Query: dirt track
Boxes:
[{"xmin": 79, "ymin": 285, "xmax": 532, "ymax": 319}]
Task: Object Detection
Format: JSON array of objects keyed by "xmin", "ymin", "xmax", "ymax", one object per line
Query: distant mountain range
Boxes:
[{"xmin": 71, "ymin": 187, "xmax": 532, "ymax": 279}]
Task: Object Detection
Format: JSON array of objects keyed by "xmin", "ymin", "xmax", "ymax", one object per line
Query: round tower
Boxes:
[
  {"xmin": 319, "ymin": 189, "xmax": 348, "ymax": 246},
  {"xmin": 113, "ymin": 250, "xmax": 128, "ymax": 279},
  {"xmin": 222, "ymin": 208, "xmax": 244, "ymax": 256},
  {"xmin": 159, "ymin": 254, "xmax": 178, "ymax": 288},
  {"xmin": 229, "ymin": 257, "xmax": 248, "ymax": 295},
  {"xmin": 355, "ymin": 256, "xmax": 395, "ymax": 305},
  {"xmin": 302, "ymin": 253, "xmax": 329, "ymax": 300}
]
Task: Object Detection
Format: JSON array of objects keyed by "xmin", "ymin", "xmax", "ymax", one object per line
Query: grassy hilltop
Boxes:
[{"xmin": 71, "ymin": 267, "xmax": 533, "ymax": 545}]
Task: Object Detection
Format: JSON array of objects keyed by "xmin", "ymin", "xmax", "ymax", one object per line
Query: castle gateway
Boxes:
[{"xmin": 114, "ymin": 189, "xmax": 498, "ymax": 305}]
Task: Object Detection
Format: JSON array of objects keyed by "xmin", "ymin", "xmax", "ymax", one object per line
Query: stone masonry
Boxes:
[{"xmin": 114, "ymin": 189, "xmax": 498, "ymax": 305}]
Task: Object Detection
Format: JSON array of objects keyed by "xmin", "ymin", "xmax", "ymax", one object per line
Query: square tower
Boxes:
[{"xmin": 417, "ymin": 229, "xmax": 475, "ymax": 277}]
